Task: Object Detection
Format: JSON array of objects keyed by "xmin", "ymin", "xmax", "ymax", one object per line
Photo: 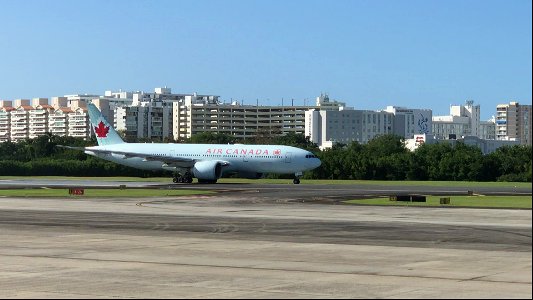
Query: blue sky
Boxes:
[{"xmin": 0, "ymin": 0, "xmax": 531, "ymax": 119}]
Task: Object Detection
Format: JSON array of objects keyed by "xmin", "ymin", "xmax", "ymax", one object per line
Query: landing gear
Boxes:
[
  {"xmin": 173, "ymin": 171, "xmax": 193, "ymax": 184},
  {"xmin": 293, "ymin": 172, "xmax": 302, "ymax": 184}
]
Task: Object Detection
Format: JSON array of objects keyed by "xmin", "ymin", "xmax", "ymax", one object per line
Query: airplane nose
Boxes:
[{"xmin": 314, "ymin": 158, "xmax": 322, "ymax": 168}]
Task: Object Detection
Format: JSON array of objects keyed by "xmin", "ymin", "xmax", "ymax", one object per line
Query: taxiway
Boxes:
[{"xmin": 0, "ymin": 179, "xmax": 531, "ymax": 298}]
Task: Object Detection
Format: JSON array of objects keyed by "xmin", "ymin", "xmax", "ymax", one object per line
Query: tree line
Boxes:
[{"xmin": 0, "ymin": 133, "xmax": 530, "ymax": 182}]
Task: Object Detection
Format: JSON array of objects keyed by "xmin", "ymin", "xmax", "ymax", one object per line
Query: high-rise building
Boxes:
[
  {"xmin": 496, "ymin": 101, "xmax": 532, "ymax": 145},
  {"xmin": 117, "ymin": 88, "xmax": 190, "ymax": 141}
]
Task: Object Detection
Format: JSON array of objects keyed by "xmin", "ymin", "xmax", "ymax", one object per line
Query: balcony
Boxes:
[
  {"xmin": 69, "ymin": 128, "xmax": 88, "ymax": 133},
  {"xmin": 29, "ymin": 129, "xmax": 46, "ymax": 134},
  {"xmin": 69, "ymin": 132, "xmax": 88, "ymax": 137},
  {"xmin": 30, "ymin": 124, "xmax": 46, "ymax": 129},
  {"xmin": 29, "ymin": 111, "xmax": 47, "ymax": 115},
  {"xmin": 11, "ymin": 125, "xmax": 28, "ymax": 130},
  {"xmin": 69, "ymin": 118, "xmax": 87, "ymax": 122}
]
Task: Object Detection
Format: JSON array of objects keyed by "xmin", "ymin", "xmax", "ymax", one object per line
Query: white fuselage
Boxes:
[{"xmin": 85, "ymin": 143, "xmax": 321, "ymax": 175}]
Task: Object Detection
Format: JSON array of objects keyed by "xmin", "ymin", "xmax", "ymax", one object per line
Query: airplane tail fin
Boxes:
[{"xmin": 87, "ymin": 103, "xmax": 125, "ymax": 146}]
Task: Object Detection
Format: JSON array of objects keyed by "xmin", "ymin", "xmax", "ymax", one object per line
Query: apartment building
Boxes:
[
  {"xmin": 28, "ymin": 98, "xmax": 54, "ymax": 139},
  {"xmin": 115, "ymin": 88, "xmax": 192, "ymax": 141},
  {"xmin": 0, "ymin": 101, "xmax": 13, "ymax": 143},
  {"xmin": 496, "ymin": 101, "xmax": 532, "ymax": 145},
  {"xmin": 121, "ymin": 104, "xmax": 173, "ymax": 141},
  {"xmin": 48, "ymin": 107, "xmax": 71, "ymax": 137},
  {"xmin": 66, "ymin": 108, "xmax": 89, "ymax": 138},
  {"xmin": 9, "ymin": 100, "xmax": 32, "ymax": 143}
]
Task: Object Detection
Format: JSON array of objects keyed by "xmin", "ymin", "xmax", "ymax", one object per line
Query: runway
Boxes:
[{"xmin": 0, "ymin": 179, "xmax": 531, "ymax": 298}]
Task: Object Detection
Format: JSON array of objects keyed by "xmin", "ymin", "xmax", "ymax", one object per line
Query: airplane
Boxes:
[{"xmin": 59, "ymin": 103, "xmax": 321, "ymax": 184}]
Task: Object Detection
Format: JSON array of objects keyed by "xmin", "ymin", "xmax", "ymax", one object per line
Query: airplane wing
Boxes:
[{"xmin": 57, "ymin": 145, "xmax": 197, "ymax": 168}]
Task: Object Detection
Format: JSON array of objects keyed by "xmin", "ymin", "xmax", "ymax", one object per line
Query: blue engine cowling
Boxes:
[{"xmin": 192, "ymin": 161, "xmax": 223, "ymax": 181}]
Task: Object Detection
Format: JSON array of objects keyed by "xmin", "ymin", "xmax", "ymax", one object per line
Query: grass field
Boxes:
[
  {"xmin": 0, "ymin": 188, "xmax": 213, "ymax": 198},
  {"xmin": 0, "ymin": 176, "xmax": 530, "ymax": 188},
  {"xmin": 344, "ymin": 195, "xmax": 532, "ymax": 209}
]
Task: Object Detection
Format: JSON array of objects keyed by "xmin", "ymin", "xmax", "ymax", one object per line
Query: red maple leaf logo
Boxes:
[{"xmin": 94, "ymin": 121, "xmax": 109, "ymax": 138}]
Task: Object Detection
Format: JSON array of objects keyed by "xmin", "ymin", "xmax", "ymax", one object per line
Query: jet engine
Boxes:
[{"xmin": 192, "ymin": 161, "xmax": 223, "ymax": 182}]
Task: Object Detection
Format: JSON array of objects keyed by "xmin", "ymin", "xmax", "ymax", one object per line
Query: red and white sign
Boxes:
[{"xmin": 205, "ymin": 148, "xmax": 283, "ymax": 156}]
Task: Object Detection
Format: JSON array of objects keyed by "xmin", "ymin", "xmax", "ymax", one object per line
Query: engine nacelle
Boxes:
[{"xmin": 192, "ymin": 161, "xmax": 223, "ymax": 181}]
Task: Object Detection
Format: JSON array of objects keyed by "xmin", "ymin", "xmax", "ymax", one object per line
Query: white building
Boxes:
[
  {"xmin": 305, "ymin": 109, "xmax": 394, "ymax": 149},
  {"xmin": 0, "ymin": 102, "xmax": 13, "ymax": 143},
  {"xmin": 432, "ymin": 100, "xmax": 493, "ymax": 140},
  {"xmin": 384, "ymin": 106, "xmax": 432, "ymax": 139},
  {"xmin": 9, "ymin": 100, "xmax": 33, "ymax": 143},
  {"xmin": 29, "ymin": 106, "xmax": 53, "ymax": 139},
  {"xmin": 67, "ymin": 107, "xmax": 90, "ymax": 139},
  {"xmin": 48, "ymin": 107, "xmax": 71, "ymax": 137},
  {"xmin": 405, "ymin": 133, "xmax": 520, "ymax": 155}
]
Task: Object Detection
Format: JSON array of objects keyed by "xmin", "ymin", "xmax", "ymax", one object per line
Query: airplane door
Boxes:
[{"xmin": 285, "ymin": 152, "xmax": 292, "ymax": 163}]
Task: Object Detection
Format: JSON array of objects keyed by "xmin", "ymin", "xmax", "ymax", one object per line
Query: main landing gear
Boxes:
[
  {"xmin": 173, "ymin": 172, "xmax": 193, "ymax": 184},
  {"xmin": 293, "ymin": 172, "xmax": 303, "ymax": 184}
]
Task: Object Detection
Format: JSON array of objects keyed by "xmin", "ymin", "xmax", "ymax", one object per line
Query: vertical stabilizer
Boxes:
[{"xmin": 87, "ymin": 103, "xmax": 125, "ymax": 146}]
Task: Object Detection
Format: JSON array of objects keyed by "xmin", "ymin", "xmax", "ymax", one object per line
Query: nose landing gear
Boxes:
[{"xmin": 293, "ymin": 172, "xmax": 303, "ymax": 184}]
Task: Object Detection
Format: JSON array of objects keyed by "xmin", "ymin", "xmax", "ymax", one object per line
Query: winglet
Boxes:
[{"xmin": 87, "ymin": 103, "xmax": 125, "ymax": 146}]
